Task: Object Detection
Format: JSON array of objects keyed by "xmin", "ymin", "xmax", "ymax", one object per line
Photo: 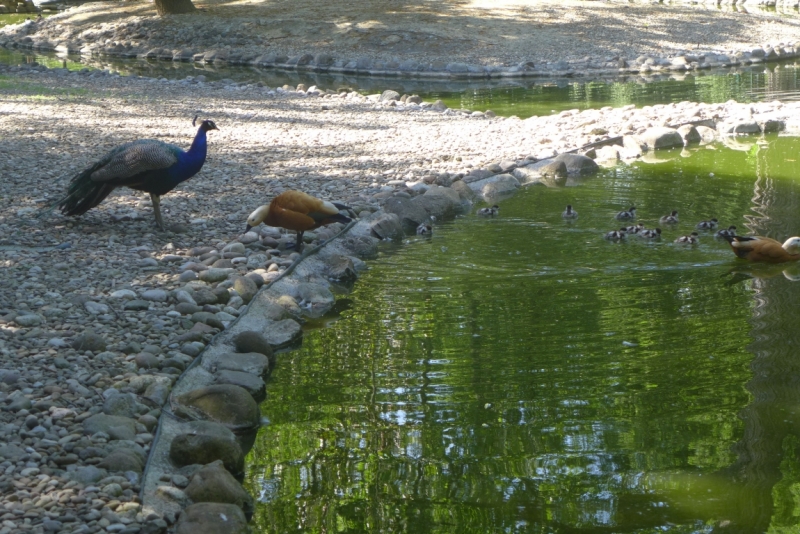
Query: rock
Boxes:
[
  {"xmin": 368, "ymin": 212, "xmax": 404, "ymax": 240},
  {"xmin": 124, "ymin": 300, "xmax": 151, "ymax": 311},
  {"xmin": 382, "ymin": 196, "xmax": 430, "ymax": 231},
  {"xmin": 263, "ymin": 318, "xmax": 303, "ymax": 348},
  {"xmin": 637, "ymin": 127, "xmax": 684, "ymax": 150},
  {"xmin": 142, "ymin": 289, "xmax": 168, "ymax": 302},
  {"xmin": 233, "ymin": 276, "xmax": 258, "ymax": 304},
  {"xmin": 175, "ymin": 302, "xmax": 202, "ymax": 315},
  {"xmin": 718, "ymin": 120, "xmax": 761, "ymax": 135},
  {"xmin": 97, "ymin": 447, "xmax": 145, "ymax": 474},
  {"xmin": 191, "ymin": 311, "xmax": 225, "ymax": 330},
  {"xmin": 232, "ymin": 331, "xmax": 274, "ymax": 360},
  {"xmin": 449, "ymin": 179, "xmax": 477, "ymax": 201},
  {"xmin": 412, "ymin": 187, "xmax": 461, "ymax": 219},
  {"xmin": 677, "ymin": 124, "xmax": 702, "ymax": 144},
  {"xmin": 214, "ymin": 370, "xmax": 266, "ymax": 401},
  {"xmin": 203, "ymin": 351, "xmax": 271, "ymax": 377},
  {"xmin": 199, "ymin": 268, "xmax": 234, "ymax": 283},
  {"xmin": 103, "ymin": 393, "xmax": 140, "ymax": 418},
  {"xmin": 479, "ymin": 173, "xmax": 520, "ymax": 199},
  {"xmin": 174, "ymin": 503, "xmax": 250, "ymax": 534},
  {"xmin": 71, "ymin": 330, "xmax": 107, "ymax": 352},
  {"xmin": 84, "ymin": 301, "xmax": 110, "ymax": 314},
  {"xmin": 553, "ymin": 153, "xmax": 599, "ymax": 175},
  {"xmin": 297, "ymin": 282, "xmax": 335, "ymax": 318},
  {"xmin": 83, "ymin": 414, "xmax": 137, "ymax": 441},
  {"xmin": 169, "ymin": 421, "xmax": 245, "ymax": 475},
  {"xmin": 135, "ymin": 352, "xmax": 161, "ymax": 369},
  {"xmin": 327, "ymin": 254, "xmax": 357, "ymax": 282},
  {"xmin": 192, "ymin": 288, "xmax": 218, "ymax": 306},
  {"xmin": 213, "ymin": 287, "xmax": 231, "ymax": 305},
  {"xmin": 173, "ymin": 385, "xmax": 260, "ymax": 431},
  {"xmin": 380, "ymin": 90, "xmax": 400, "ymax": 102},
  {"xmin": 184, "ymin": 460, "xmax": 254, "ymax": 514},
  {"xmin": 70, "ymin": 465, "xmax": 107, "ymax": 484},
  {"xmin": 14, "ymin": 313, "xmax": 43, "ymax": 327}
]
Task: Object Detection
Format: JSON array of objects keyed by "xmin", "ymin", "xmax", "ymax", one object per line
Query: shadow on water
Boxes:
[{"xmin": 244, "ymin": 136, "xmax": 800, "ymax": 533}]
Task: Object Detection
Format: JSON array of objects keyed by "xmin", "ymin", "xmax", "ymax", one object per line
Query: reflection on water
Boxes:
[
  {"xmin": 245, "ymin": 138, "xmax": 800, "ymax": 533},
  {"xmin": 4, "ymin": 46, "xmax": 800, "ymax": 117}
]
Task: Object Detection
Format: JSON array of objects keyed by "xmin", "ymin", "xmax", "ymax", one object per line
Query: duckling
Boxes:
[
  {"xmin": 624, "ymin": 223, "xmax": 645, "ymax": 234},
  {"xmin": 696, "ymin": 218, "xmax": 719, "ymax": 230},
  {"xmin": 723, "ymin": 235, "xmax": 800, "ymax": 263},
  {"xmin": 716, "ymin": 225, "xmax": 737, "ymax": 239},
  {"xmin": 615, "ymin": 207, "xmax": 636, "ymax": 220},
  {"xmin": 478, "ymin": 205, "xmax": 499, "ymax": 217},
  {"xmin": 562, "ymin": 204, "xmax": 578, "ymax": 219},
  {"xmin": 675, "ymin": 232, "xmax": 699, "ymax": 244},
  {"xmin": 660, "ymin": 210, "xmax": 679, "ymax": 224},
  {"xmin": 605, "ymin": 228, "xmax": 627, "ymax": 241},
  {"xmin": 245, "ymin": 190, "xmax": 353, "ymax": 251},
  {"xmin": 640, "ymin": 228, "xmax": 662, "ymax": 239},
  {"xmin": 416, "ymin": 223, "xmax": 432, "ymax": 235}
]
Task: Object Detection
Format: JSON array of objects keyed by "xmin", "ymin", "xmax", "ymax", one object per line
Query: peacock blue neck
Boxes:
[{"xmin": 172, "ymin": 127, "xmax": 209, "ymax": 182}]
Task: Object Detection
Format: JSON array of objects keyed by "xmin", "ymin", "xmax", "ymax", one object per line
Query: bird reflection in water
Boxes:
[{"xmin": 724, "ymin": 262, "xmax": 800, "ymax": 285}]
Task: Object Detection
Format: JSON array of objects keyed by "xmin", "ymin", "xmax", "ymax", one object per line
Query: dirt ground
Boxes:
[{"xmin": 43, "ymin": 0, "xmax": 800, "ymax": 67}]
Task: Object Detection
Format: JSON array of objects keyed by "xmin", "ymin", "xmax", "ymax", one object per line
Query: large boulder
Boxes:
[
  {"xmin": 637, "ymin": 127, "xmax": 684, "ymax": 149},
  {"xmin": 175, "ymin": 503, "xmax": 250, "ymax": 534},
  {"xmin": 553, "ymin": 153, "xmax": 599, "ymax": 175},
  {"xmin": 232, "ymin": 331, "xmax": 274, "ymax": 361},
  {"xmin": 214, "ymin": 370, "xmax": 266, "ymax": 401},
  {"xmin": 184, "ymin": 460, "xmax": 254, "ymax": 514},
  {"xmin": 676, "ymin": 124, "xmax": 701, "ymax": 145},
  {"xmin": 169, "ymin": 421, "xmax": 245, "ymax": 475},
  {"xmin": 382, "ymin": 196, "xmax": 430, "ymax": 230},
  {"xmin": 368, "ymin": 212, "xmax": 404, "ymax": 240},
  {"xmin": 97, "ymin": 447, "xmax": 145, "ymax": 474},
  {"xmin": 173, "ymin": 385, "xmax": 260, "ymax": 432}
]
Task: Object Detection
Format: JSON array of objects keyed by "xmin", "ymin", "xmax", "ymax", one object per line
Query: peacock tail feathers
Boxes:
[{"xmin": 89, "ymin": 140, "xmax": 178, "ymax": 184}]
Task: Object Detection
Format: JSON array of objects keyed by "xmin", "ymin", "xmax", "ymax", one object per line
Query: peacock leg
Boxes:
[{"xmin": 150, "ymin": 193, "xmax": 164, "ymax": 231}]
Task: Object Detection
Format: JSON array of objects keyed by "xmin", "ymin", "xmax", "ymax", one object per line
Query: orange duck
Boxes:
[
  {"xmin": 246, "ymin": 190, "xmax": 352, "ymax": 250},
  {"xmin": 723, "ymin": 235, "xmax": 800, "ymax": 263}
]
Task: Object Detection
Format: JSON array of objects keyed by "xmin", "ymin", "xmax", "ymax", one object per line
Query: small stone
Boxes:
[
  {"xmin": 199, "ymin": 268, "xmax": 234, "ymax": 283},
  {"xmin": 142, "ymin": 289, "xmax": 168, "ymax": 302},
  {"xmin": 233, "ymin": 331, "xmax": 274, "ymax": 361},
  {"xmin": 124, "ymin": 300, "xmax": 151, "ymax": 311},
  {"xmin": 72, "ymin": 330, "xmax": 107, "ymax": 352},
  {"xmin": 179, "ymin": 270, "xmax": 198, "ymax": 282},
  {"xmin": 232, "ymin": 276, "xmax": 258, "ymax": 304}
]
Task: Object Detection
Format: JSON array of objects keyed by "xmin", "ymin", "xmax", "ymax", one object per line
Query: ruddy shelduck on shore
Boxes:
[{"xmin": 246, "ymin": 190, "xmax": 352, "ymax": 250}]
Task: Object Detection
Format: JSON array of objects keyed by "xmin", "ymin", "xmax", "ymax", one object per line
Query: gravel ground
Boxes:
[{"xmin": 3, "ymin": 1, "xmax": 800, "ymax": 532}]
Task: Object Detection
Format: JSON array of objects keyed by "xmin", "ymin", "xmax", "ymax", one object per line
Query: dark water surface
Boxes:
[{"xmin": 246, "ymin": 137, "xmax": 800, "ymax": 533}]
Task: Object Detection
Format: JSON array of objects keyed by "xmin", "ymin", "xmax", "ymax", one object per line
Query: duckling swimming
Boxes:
[
  {"xmin": 696, "ymin": 218, "xmax": 719, "ymax": 230},
  {"xmin": 562, "ymin": 204, "xmax": 578, "ymax": 219},
  {"xmin": 624, "ymin": 223, "xmax": 645, "ymax": 234},
  {"xmin": 478, "ymin": 205, "xmax": 499, "ymax": 217},
  {"xmin": 660, "ymin": 210, "xmax": 679, "ymax": 224},
  {"xmin": 615, "ymin": 207, "xmax": 636, "ymax": 220},
  {"xmin": 675, "ymin": 232, "xmax": 699, "ymax": 244},
  {"xmin": 416, "ymin": 223, "xmax": 432, "ymax": 235},
  {"xmin": 605, "ymin": 228, "xmax": 627, "ymax": 241},
  {"xmin": 640, "ymin": 228, "xmax": 662, "ymax": 239},
  {"xmin": 716, "ymin": 225, "xmax": 737, "ymax": 238}
]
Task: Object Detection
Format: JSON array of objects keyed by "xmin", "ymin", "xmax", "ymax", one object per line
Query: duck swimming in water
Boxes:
[
  {"xmin": 723, "ymin": 235, "xmax": 800, "ymax": 263},
  {"xmin": 675, "ymin": 232, "xmax": 699, "ymax": 244},
  {"xmin": 615, "ymin": 207, "xmax": 636, "ymax": 220},
  {"xmin": 605, "ymin": 228, "xmax": 627, "ymax": 241},
  {"xmin": 716, "ymin": 225, "xmax": 737, "ymax": 239},
  {"xmin": 478, "ymin": 205, "xmax": 499, "ymax": 217},
  {"xmin": 416, "ymin": 223, "xmax": 432, "ymax": 235},
  {"xmin": 660, "ymin": 210, "xmax": 679, "ymax": 224},
  {"xmin": 640, "ymin": 228, "xmax": 662, "ymax": 239},
  {"xmin": 624, "ymin": 223, "xmax": 645, "ymax": 234},
  {"xmin": 696, "ymin": 218, "xmax": 719, "ymax": 230},
  {"xmin": 562, "ymin": 204, "xmax": 578, "ymax": 219}
]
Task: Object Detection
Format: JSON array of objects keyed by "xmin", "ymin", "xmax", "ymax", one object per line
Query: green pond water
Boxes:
[
  {"xmin": 4, "ymin": 44, "xmax": 800, "ymax": 117},
  {"xmin": 245, "ymin": 136, "xmax": 800, "ymax": 533}
]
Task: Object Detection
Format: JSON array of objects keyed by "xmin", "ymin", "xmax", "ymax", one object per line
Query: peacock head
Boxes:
[
  {"xmin": 199, "ymin": 119, "xmax": 219, "ymax": 132},
  {"xmin": 245, "ymin": 204, "xmax": 270, "ymax": 233}
]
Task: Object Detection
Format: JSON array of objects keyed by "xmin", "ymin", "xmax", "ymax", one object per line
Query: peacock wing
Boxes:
[{"xmin": 89, "ymin": 141, "xmax": 179, "ymax": 184}]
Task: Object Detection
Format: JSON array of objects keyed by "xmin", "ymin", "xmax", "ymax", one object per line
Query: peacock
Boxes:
[{"xmin": 43, "ymin": 118, "xmax": 218, "ymax": 231}]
